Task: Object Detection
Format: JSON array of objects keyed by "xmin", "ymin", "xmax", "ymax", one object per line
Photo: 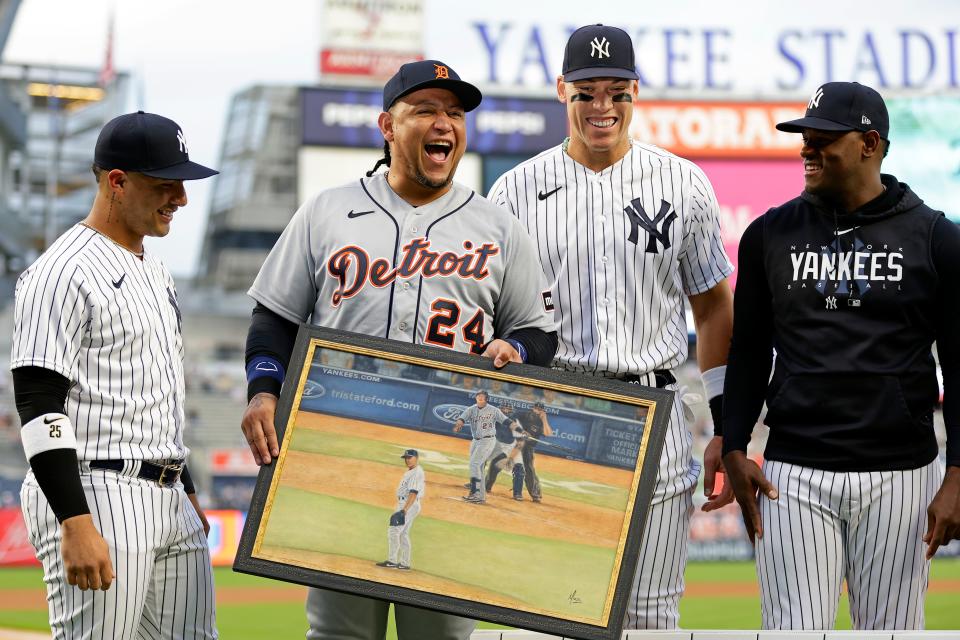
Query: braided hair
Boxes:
[{"xmin": 365, "ymin": 141, "xmax": 391, "ymax": 177}]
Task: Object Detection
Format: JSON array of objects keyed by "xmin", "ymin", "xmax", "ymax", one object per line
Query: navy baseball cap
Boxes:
[
  {"xmin": 95, "ymin": 111, "xmax": 218, "ymax": 180},
  {"xmin": 562, "ymin": 24, "xmax": 639, "ymax": 82},
  {"xmin": 401, "ymin": 449, "xmax": 418, "ymax": 458},
  {"xmin": 382, "ymin": 60, "xmax": 482, "ymax": 112},
  {"xmin": 776, "ymin": 82, "xmax": 889, "ymax": 140}
]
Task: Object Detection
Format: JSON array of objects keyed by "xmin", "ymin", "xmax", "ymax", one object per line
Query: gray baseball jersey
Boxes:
[
  {"xmin": 459, "ymin": 404, "xmax": 509, "ymax": 440},
  {"xmin": 249, "ymin": 174, "xmax": 555, "ymax": 349},
  {"xmin": 488, "ymin": 140, "xmax": 733, "ymax": 376}
]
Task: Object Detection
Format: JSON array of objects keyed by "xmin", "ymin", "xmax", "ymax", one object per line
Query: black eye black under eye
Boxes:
[
  {"xmin": 612, "ymin": 93, "xmax": 632, "ymax": 102},
  {"xmin": 571, "ymin": 93, "xmax": 593, "ymax": 102}
]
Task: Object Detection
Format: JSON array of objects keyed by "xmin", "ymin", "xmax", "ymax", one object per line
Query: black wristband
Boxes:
[
  {"xmin": 248, "ymin": 377, "xmax": 282, "ymax": 402},
  {"xmin": 29, "ymin": 449, "xmax": 90, "ymax": 523},
  {"xmin": 709, "ymin": 395, "xmax": 723, "ymax": 437}
]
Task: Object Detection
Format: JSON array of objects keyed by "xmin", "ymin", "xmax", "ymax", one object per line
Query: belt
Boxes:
[
  {"xmin": 473, "ymin": 435, "xmax": 495, "ymax": 440},
  {"xmin": 89, "ymin": 459, "xmax": 184, "ymax": 487},
  {"xmin": 622, "ymin": 369, "xmax": 676, "ymax": 389}
]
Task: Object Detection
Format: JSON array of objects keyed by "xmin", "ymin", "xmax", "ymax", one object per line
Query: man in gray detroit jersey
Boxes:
[
  {"xmin": 488, "ymin": 25, "xmax": 734, "ymax": 629},
  {"xmin": 240, "ymin": 60, "xmax": 557, "ymax": 640},
  {"xmin": 11, "ymin": 112, "xmax": 218, "ymax": 639},
  {"xmin": 453, "ymin": 390, "xmax": 511, "ymax": 503}
]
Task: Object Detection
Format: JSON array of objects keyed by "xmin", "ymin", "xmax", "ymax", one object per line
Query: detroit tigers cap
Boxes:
[
  {"xmin": 776, "ymin": 82, "xmax": 889, "ymax": 140},
  {"xmin": 401, "ymin": 449, "xmax": 418, "ymax": 458},
  {"xmin": 382, "ymin": 59, "xmax": 482, "ymax": 112},
  {"xmin": 94, "ymin": 111, "xmax": 219, "ymax": 180},
  {"xmin": 562, "ymin": 24, "xmax": 639, "ymax": 82}
]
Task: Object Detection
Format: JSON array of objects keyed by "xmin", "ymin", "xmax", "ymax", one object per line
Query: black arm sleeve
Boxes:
[
  {"xmin": 933, "ymin": 216, "xmax": 960, "ymax": 467},
  {"xmin": 12, "ymin": 366, "xmax": 90, "ymax": 523},
  {"xmin": 245, "ymin": 303, "xmax": 300, "ymax": 401},
  {"xmin": 504, "ymin": 328, "xmax": 558, "ymax": 367},
  {"xmin": 721, "ymin": 216, "xmax": 775, "ymax": 457},
  {"xmin": 180, "ymin": 465, "xmax": 195, "ymax": 494}
]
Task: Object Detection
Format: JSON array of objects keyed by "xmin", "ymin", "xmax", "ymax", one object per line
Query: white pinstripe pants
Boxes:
[
  {"xmin": 757, "ymin": 458, "xmax": 942, "ymax": 630},
  {"xmin": 623, "ymin": 384, "xmax": 698, "ymax": 630},
  {"xmin": 20, "ymin": 469, "xmax": 217, "ymax": 640}
]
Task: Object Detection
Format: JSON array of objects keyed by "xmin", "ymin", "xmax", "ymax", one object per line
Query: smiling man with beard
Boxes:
[{"xmin": 240, "ymin": 59, "xmax": 558, "ymax": 640}]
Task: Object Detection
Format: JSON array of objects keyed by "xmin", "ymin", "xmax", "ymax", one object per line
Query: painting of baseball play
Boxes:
[{"xmin": 235, "ymin": 326, "xmax": 671, "ymax": 640}]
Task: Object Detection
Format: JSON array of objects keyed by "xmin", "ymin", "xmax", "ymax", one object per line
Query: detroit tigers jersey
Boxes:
[
  {"xmin": 396, "ymin": 465, "xmax": 425, "ymax": 503},
  {"xmin": 488, "ymin": 140, "xmax": 733, "ymax": 377},
  {"xmin": 249, "ymin": 174, "xmax": 555, "ymax": 352},
  {"xmin": 460, "ymin": 404, "xmax": 509, "ymax": 439},
  {"xmin": 11, "ymin": 224, "xmax": 187, "ymax": 461}
]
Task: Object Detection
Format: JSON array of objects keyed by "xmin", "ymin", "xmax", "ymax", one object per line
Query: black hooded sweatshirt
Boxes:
[{"xmin": 722, "ymin": 174, "xmax": 960, "ymax": 471}]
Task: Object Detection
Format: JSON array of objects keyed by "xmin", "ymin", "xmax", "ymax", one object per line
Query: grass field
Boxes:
[{"xmin": 1, "ymin": 560, "xmax": 957, "ymax": 637}]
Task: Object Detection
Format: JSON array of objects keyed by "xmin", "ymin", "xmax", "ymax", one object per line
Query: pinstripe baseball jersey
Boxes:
[
  {"xmin": 249, "ymin": 173, "xmax": 555, "ymax": 350},
  {"xmin": 11, "ymin": 224, "xmax": 187, "ymax": 461},
  {"xmin": 488, "ymin": 140, "xmax": 733, "ymax": 377},
  {"xmin": 396, "ymin": 465, "xmax": 425, "ymax": 503}
]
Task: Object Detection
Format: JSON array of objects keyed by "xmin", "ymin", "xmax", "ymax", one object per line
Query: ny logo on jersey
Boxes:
[
  {"xmin": 624, "ymin": 198, "xmax": 677, "ymax": 253},
  {"xmin": 176, "ymin": 129, "xmax": 188, "ymax": 154},
  {"xmin": 590, "ymin": 37, "xmax": 610, "ymax": 59},
  {"xmin": 166, "ymin": 286, "xmax": 182, "ymax": 332},
  {"xmin": 825, "ymin": 295, "xmax": 838, "ymax": 310}
]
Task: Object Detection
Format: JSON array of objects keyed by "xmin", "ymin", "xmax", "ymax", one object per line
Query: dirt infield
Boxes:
[
  {"xmin": 282, "ymin": 413, "xmax": 634, "ymax": 548},
  {"xmin": 296, "ymin": 412, "xmax": 632, "ymax": 486}
]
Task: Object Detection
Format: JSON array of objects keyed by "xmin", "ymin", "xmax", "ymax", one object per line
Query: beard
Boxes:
[{"xmin": 413, "ymin": 167, "xmax": 452, "ymax": 190}]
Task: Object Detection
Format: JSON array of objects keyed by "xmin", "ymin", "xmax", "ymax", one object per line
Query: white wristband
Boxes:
[
  {"xmin": 21, "ymin": 413, "xmax": 77, "ymax": 460},
  {"xmin": 701, "ymin": 365, "xmax": 727, "ymax": 400}
]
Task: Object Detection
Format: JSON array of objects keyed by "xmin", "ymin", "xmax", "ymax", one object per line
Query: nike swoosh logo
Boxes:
[
  {"xmin": 537, "ymin": 186, "xmax": 562, "ymax": 201},
  {"xmin": 112, "ymin": 274, "xmax": 126, "ymax": 288},
  {"xmin": 43, "ymin": 416, "xmax": 60, "ymax": 424},
  {"xmin": 347, "ymin": 210, "xmax": 375, "ymax": 218},
  {"xmin": 836, "ymin": 227, "xmax": 857, "ymax": 236}
]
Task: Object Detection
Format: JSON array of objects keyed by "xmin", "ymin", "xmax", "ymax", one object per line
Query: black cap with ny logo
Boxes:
[
  {"xmin": 562, "ymin": 24, "xmax": 639, "ymax": 82},
  {"xmin": 776, "ymin": 82, "xmax": 890, "ymax": 140},
  {"xmin": 94, "ymin": 111, "xmax": 218, "ymax": 180}
]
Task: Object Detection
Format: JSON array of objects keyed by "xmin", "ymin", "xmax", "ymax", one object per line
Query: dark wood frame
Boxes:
[{"xmin": 234, "ymin": 324, "xmax": 673, "ymax": 640}]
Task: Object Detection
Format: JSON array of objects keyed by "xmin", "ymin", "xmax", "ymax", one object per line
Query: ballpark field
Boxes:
[{"xmin": 0, "ymin": 561, "xmax": 958, "ymax": 637}]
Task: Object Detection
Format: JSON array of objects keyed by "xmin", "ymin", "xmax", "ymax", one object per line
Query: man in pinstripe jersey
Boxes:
[
  {"xmin": 10, "ymin": 112, "xmax": 219, "ymax": 639},
  {"xmin": 723, "ymin": 82, "xmax": 960, "ymax": 630},
  {"xmin": 488, "ymin": 24, "xmax": 735, "ymax": 629}
]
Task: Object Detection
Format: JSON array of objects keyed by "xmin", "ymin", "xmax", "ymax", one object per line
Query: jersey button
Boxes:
[
  {"xmin": 601, "ymin": 298, "xmax": 610, "ymax": 305},
  {"xmin": 411, "ymin": 226, "xmax": 419, "ymax": 233},
  {"xmin": 398, "ymin": 321, "xmax": 408, "ymax": 331},
  {"xmin": 401, "ymin": 282, "xmax": 410, "ymax": 290},
  {"xmin": 601, "ymin": 256, "xmax": 609, "ymax": 263}
]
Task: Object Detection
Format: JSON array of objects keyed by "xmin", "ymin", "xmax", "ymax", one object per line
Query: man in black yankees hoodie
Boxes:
[{"xmin": 720, "ymin": 82, "xmax": 960, "ymax": 630}]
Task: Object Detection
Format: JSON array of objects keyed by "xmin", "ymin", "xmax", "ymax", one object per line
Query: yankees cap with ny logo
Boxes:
[
  {"xmin": 95, "ymin": 111, "xmax": 218, "ymax": 180},
  {"xmin": 562, "ymin": 24, "xmax": 639, "ymax": 82},
  {"xmin": 776, "ymin": 81, "xmax": 889, "ymax": 140}
]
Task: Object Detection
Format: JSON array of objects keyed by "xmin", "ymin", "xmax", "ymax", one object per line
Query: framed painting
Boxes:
[{"xmin": 234, "ymin": 325, "xmax": 672, "ymax": 640}]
